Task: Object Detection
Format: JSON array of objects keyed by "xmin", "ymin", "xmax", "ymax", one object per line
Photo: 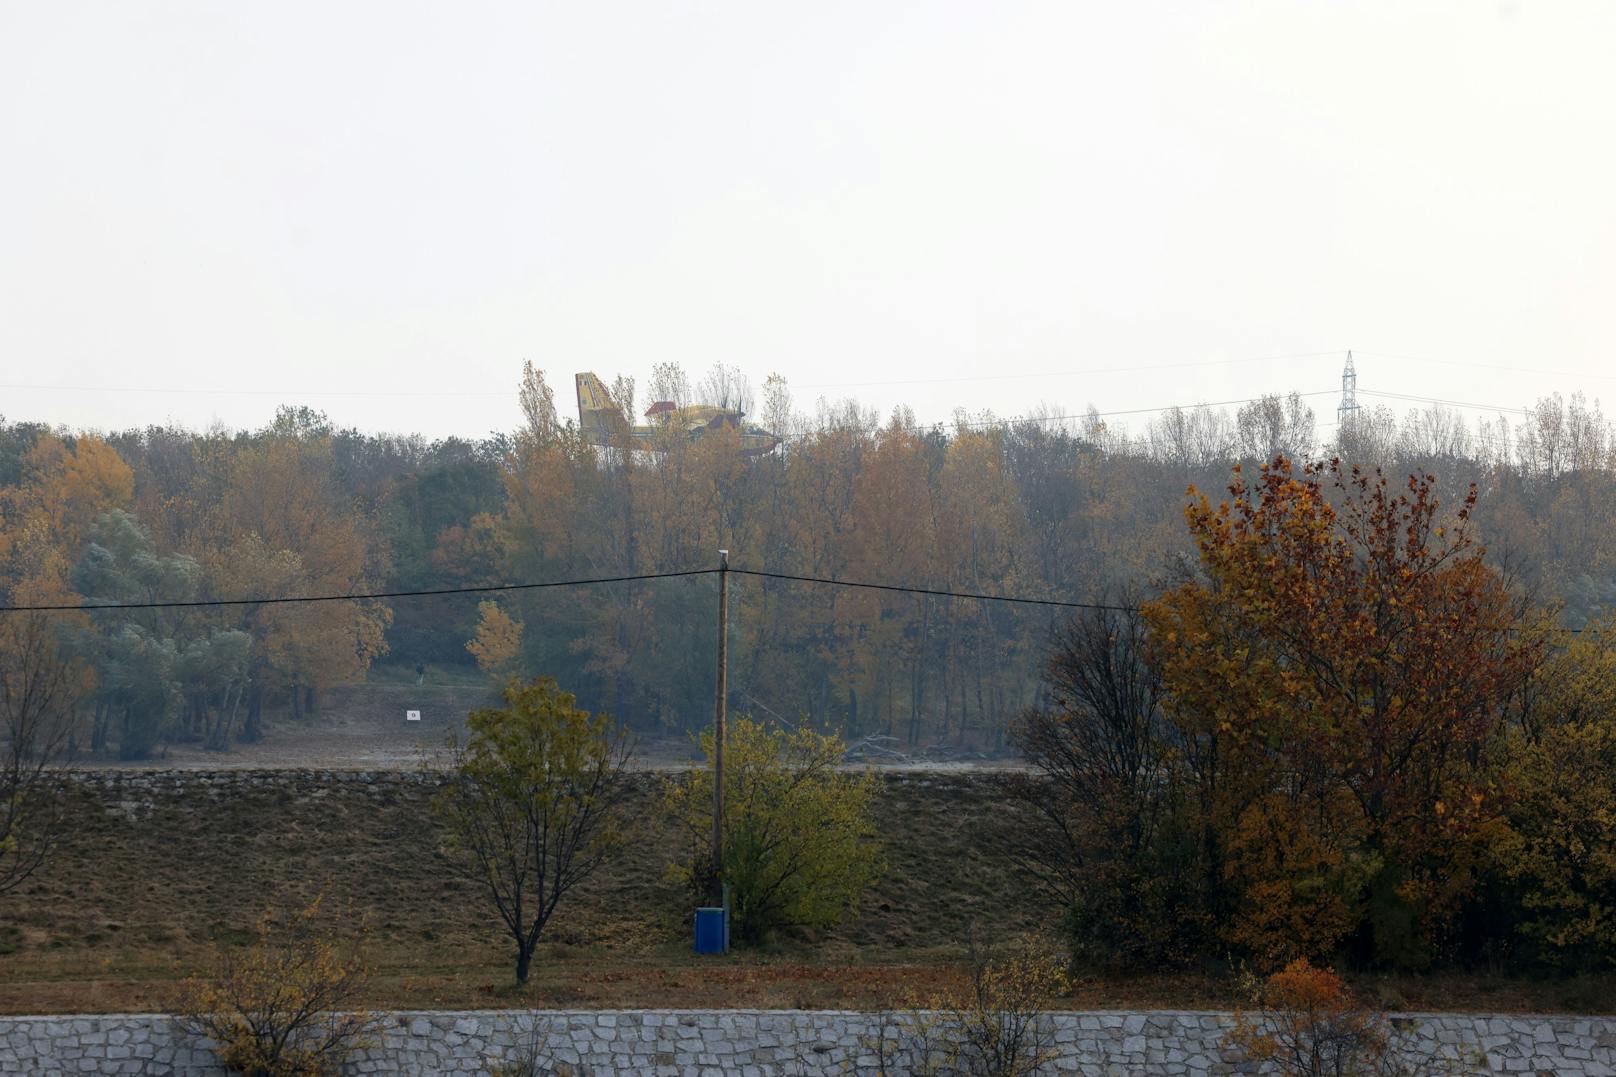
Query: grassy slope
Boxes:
[{"xmin": 0, "ymin": 771, "xmax": 1610, "ymax": 1015}]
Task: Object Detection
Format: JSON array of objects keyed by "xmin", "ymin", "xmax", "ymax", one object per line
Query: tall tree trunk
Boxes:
[
  {"xmin": 207, "ymin": 681, "xmax": 243, "ymax": 751},
  {"xmin": 515, "ymin": 942, "xmax": 534, "ymax": 985},
  {"xmin": 909, "ymin": 656, "xmax": 922, "ymax": 749},
  {"xmin": 974, "ymin": 674, "xmax": 987, "ymax": 748},
  {"xmin": 91, "ymin": 701, "xmax": 109, "ymax": 753},
  {"xmin": 223, "ymin": 680, "xmax": 243, "ymax": 748},
  {"xmin": 958, "ymin": 678, "xmax": 970, "ymax": 743},
  {"xmin": 242, "ymin": 683, "xmax": 264, "ymax": 743},
  {"xmin": 911, "ymin": 602, "xmax": 929, "ymax": 747}
]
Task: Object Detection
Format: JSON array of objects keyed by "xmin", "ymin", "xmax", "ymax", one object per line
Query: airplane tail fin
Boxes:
[{"xmin": 575, "ymin": 373, "xmax": 629, "ymax": 440}]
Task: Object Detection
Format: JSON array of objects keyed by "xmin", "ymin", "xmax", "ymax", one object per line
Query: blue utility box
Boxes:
[{"xmin": 694, "ymin": 906, "xmax": 729, "ymax": 954}]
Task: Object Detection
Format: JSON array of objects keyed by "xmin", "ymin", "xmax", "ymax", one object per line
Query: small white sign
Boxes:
[{"xmin": 406, "ymin": 709, "xmax": 421, "ymax": 722}]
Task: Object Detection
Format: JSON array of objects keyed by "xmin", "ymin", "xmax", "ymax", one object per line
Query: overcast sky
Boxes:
[{"xmin": 2, "ymin": 1, "xmax": 1613, "ymax": 441}]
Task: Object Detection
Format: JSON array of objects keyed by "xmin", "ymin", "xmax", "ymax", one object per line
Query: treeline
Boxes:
[
  {"xmin": 1009, "ymin": 459, "xmax": 1616, "ymax": 974},
  {"xmin": 2, "ymin": 363, "xmax": 1615, "ymax": 756},
  {"xmin": 0, "ymin": 408, "xmax": 393, "ymax": 758}
]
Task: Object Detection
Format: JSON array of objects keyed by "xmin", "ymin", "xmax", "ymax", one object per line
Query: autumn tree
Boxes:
[
  {"xmin": 13, "ymin": 362, "xmax": 1616, "ymax": 777},
  {"xmin": 376, "ymin": 439, "xmax": 505, "ymax": 666},
  {"xmin": 1148, "ymin": 403, "xmax": 1236, "ymax": 474},
  {"xmin": 180, "ymin": 894, "xmax": 375, "ymax": 1076},
  {"xmin": 743, "ymin": 414, "xmax": 870, "ymax": 729},
  {"xmin": 0, "ymin": 612, "xmax": 87, "ymax": 895},
  {"xmin": 935, "ymin": 427, "xmax": 1033, "ymax": 745},
  {"xmin": 203, "ymin": 534, "xmax": 304, "ymax": 742},
  {"xmin": 886, "ymin": 933, "xmax": 1071, "ymax": 1077},
  {"xmin": 1229, "ymin": 959, "xmax": 1406, "ymax": 1076},
  {"xmin": 1007, "ymin": 602, "xmax": 1208, "ymax": 967},
  {"xmin": 647, "ymin": 361, "xmax": 691, "ymax": 413},
  {"xmin": 517, "ymin": 360, "xmax": 561, "ymax": 447},
  {"xmin": 665, "ymin": 718, "xmax": 881, "ymax": 944},
  {"xmin": 0, "ymin": 432, "xmax": 133, "ymax": 605},
  {"xmin": 207, "ymin": 433, "xmax": 390, "ymax": 730},
  {"xmin": 70, "ymin": 509, "xmax": 249, "ymax": 755},
  {"xmin": 697, "ymin": 361, "xmax": 753, "ymax": 414},
  {"xmin": 1145, "ymin": 458, "xmax": 1543, "ymax": 967},
  {"xmin": 1491, "ymin": 613, "xmax": 1616, "ymax": 968},
  {"xmin": 466, "ymin": 600, "xmax": 524, "ymax": 679},
  {"xmin": 175, "ymin": 630, "xmax": 254, "ymax": 751},
  {"xmin": 1236, "ymin": 392, "xmax": 1316, "ymax": 465},
  {"xmin": 840, "ymin": 420, "xmax": 939, "ymax": 738},
  {"xmin": 433, "ymin": 677, "xmax": 633, "ymax": 984}
]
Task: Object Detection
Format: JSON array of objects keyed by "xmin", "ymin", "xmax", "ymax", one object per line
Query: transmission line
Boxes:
[
  {"xmin": 1354, "ymin": 350, "xmax": 1616, "ymax": 384},
  {"xmin": 731, "ymin": 569, "xmax": 1133, "ymax": 611},
  {"xmin": 798, "ymin": 350, "xmax": 1346, "ymax": 390},
  {"xmin": 0, "ymin": 569, "xmax": 716, "ymax": 614},
  {"xmin": 900, "ymin": 388, "xmax": 1341, "ymax": 435},
  {"xmin": 1, "ymin": 563, "xmax": 1596, "ymax": 633},
  {"xmin": 1, "ymin": 566, "xmax": 1132, "ymax": 616}
]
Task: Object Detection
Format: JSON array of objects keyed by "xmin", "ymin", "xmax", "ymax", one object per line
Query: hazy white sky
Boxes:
[{"xmin": 2, "ymin": 1, "xmax": 1613, "ymax": 440}]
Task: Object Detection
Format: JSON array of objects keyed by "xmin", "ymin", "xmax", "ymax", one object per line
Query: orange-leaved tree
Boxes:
[
  {"xmin": 1228, "ymin": 958, "xmax": 1392, "ymax": 1076},
  {"xmin": 1144, "ymin": 458, "xmax": 1542, "ymax": 967}
]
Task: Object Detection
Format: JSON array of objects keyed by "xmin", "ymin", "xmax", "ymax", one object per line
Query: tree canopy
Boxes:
[{"xmin": 4, "ymin": 371, "xmax": 1615, "ymax": 757}]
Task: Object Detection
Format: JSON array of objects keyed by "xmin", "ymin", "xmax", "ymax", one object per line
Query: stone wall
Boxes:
[{"xmin": 2, "ymin": 1008, "xmax": 1614, "ymax": 1075}]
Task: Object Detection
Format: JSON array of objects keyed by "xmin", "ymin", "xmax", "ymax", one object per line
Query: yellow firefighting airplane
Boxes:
[{"xmin": 575, "ymin": 372, "xmax": 781, "ymax": 455}]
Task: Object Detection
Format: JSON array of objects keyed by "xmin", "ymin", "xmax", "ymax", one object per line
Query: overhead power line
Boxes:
[
  {"xmin": 798, "ymin": 350, "xmax": 1346, "ymax": 390},
  {"xmin": 1355, "ymin": 350, "xmax": 1616, "ymax": 384},
  {"xmin": 1357, "ymin": 388, "xmax": 1530, "ymax": 415},
  {"xmin": 926, "ymin": 388, "xmax": 1341, "ymax": 432},
  {"xmin": 0, "ymin": 383, "xmax": 511, "ymax": 399},
  {"xmin": 731, "ymin": 569, "xmax": 1135, "ymax": 611},
  {"xmin": 1, "ymin": 566, "xmax": 1131, "ymax": 616},
  {"xmin": 1, "ymin": 563, "xmax": 1595, "ymax": 633},
  {"xmin": 0, "ymin": 569, "xmax": 717, "ymax": 614},
  {"xmin": 1354, "ymin": 389, "xmax": 1616, "ymax": 444}
]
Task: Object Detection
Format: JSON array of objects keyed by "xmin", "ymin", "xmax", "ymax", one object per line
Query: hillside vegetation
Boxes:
[
  {"xmin": 4, "ymin": 770, "xmax": 1611, "ymax": 1016},
  {"xmin": 4, "ymin": 367, "xmax": 1616, "ymax": 760}
]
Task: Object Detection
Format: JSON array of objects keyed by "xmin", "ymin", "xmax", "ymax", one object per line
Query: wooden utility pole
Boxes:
[{"xmin": 711, "ymin": 549, "xmax": 730, "ymax": 907}]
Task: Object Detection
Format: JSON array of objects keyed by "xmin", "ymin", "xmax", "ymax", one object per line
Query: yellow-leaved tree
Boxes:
[
  {"xmin": 179, "ymin": 894, "xmax": 374, "ymax": 1077},
  {"xmin": 466, "ymin": 600, "xmax": 524, "ymax": 679},
  {"xmin": 666, "ymin": 718, "xmax": 882, "ymax": 944},
  {"xmin": 0, "ymin": 432, "xmax": 133, "ymax": 603},
  {"xmin": 207, "ymin": 433, "xmax": 391, "ymax": 734},
  {"xmin": 1494, "ymin": 613, "xmax": 1616, "ymax": 968}
]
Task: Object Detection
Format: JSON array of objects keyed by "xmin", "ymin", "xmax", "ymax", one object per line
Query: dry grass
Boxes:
[
  {"xmin": 0, "ymin": 771, "xmax": 1044, "ymax": 1014},
  {"xmin": 1, "ymin": 770, "xmax": 1612, "ymax": 1015}
]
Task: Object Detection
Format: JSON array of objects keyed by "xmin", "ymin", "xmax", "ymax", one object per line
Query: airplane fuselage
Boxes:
[{"xmin": 576, "ymin": 371, "xmax": 781, "ymax": 455}]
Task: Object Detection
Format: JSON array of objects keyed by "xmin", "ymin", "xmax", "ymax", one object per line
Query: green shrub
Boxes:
[{"xmin": 666, "ymin": 718, "xmax": 881, "ymax": 943}]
